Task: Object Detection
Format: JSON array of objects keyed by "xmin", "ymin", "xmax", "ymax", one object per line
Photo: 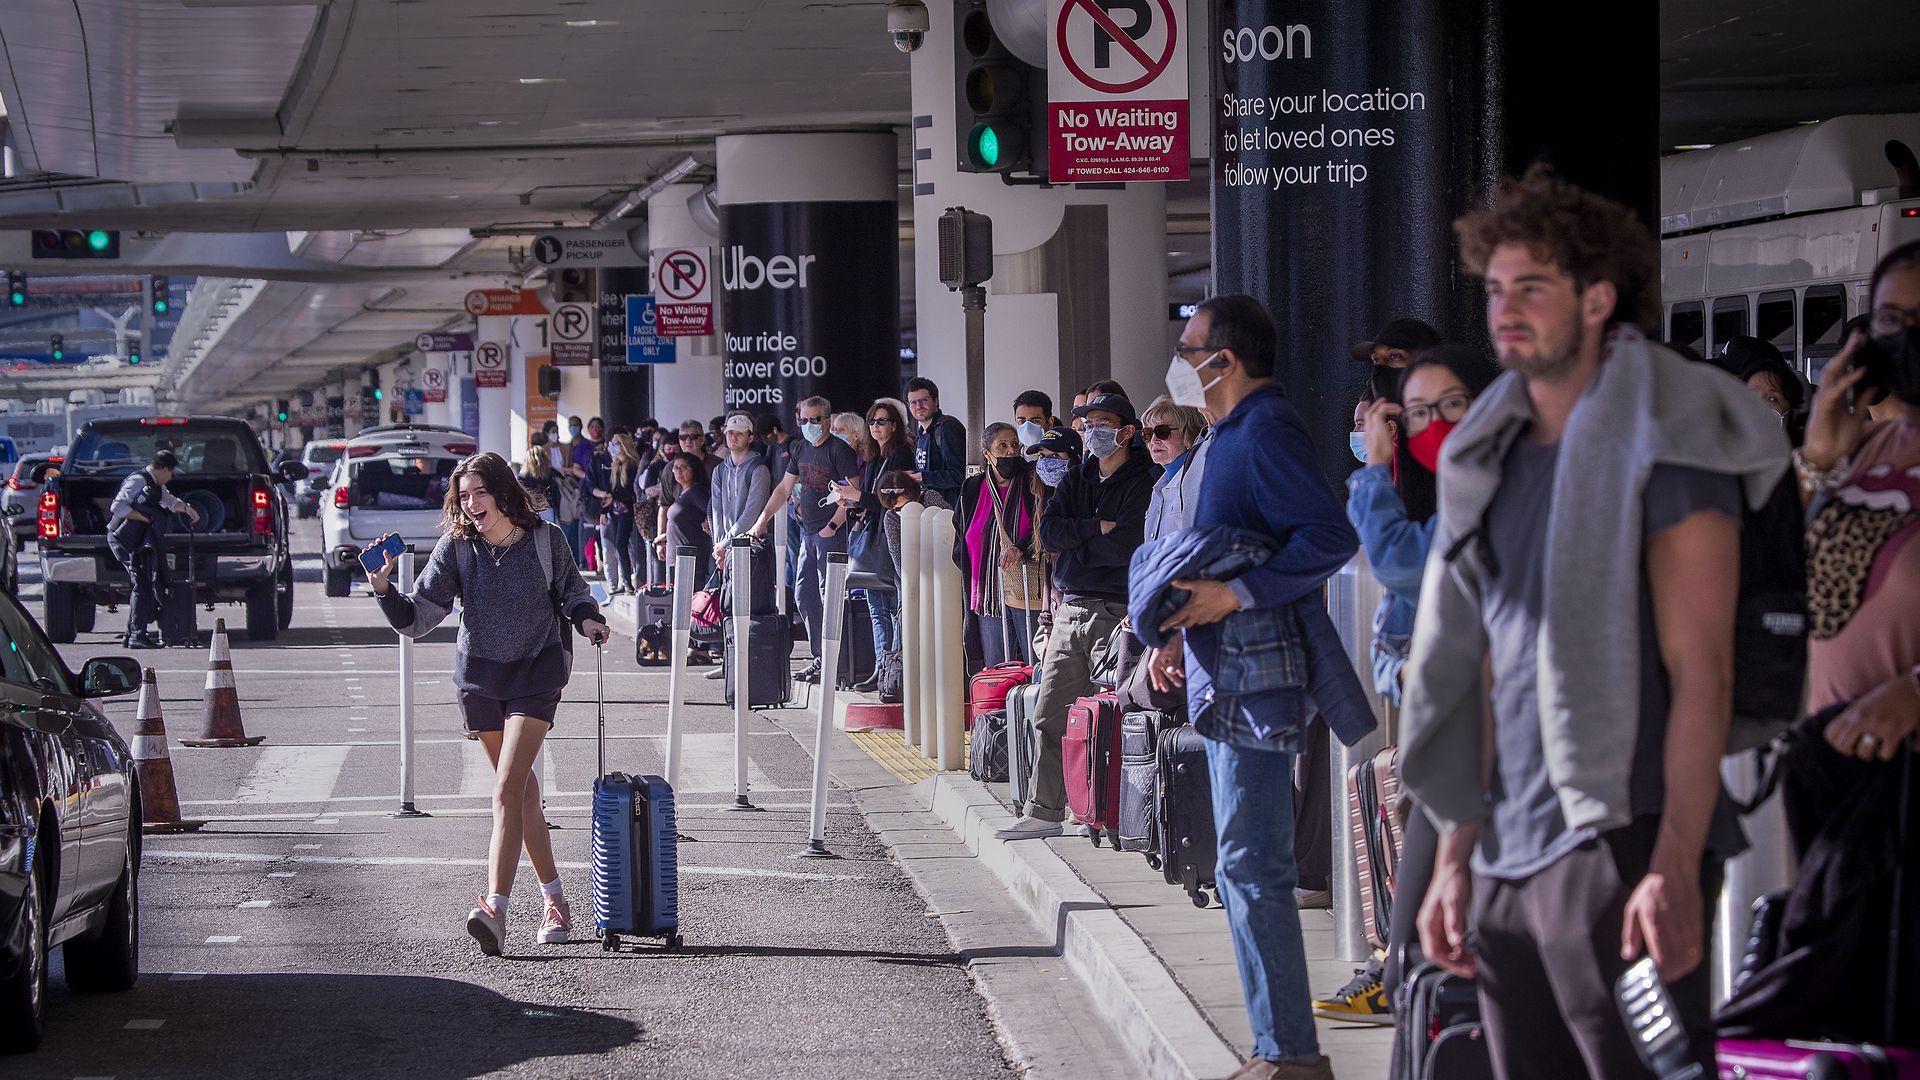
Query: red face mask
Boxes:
[{"xmin": 1406, "ymin": 420, "xmax": 1457, "ymax": 473}]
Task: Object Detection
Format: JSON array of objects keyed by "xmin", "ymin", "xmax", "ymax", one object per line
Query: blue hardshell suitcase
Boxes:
[{"xmin": 587, "ymin": 643, "xmax": 683, "ymax": 950}]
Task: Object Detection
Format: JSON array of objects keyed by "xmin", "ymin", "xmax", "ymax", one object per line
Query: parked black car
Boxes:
[{"xmin": 0, "ymin": 592, "xmax": 142, "ymax": 1053}]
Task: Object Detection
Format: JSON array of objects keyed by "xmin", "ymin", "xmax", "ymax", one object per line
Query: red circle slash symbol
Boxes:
[
  {"xmin": 1057, "ymin": 0, "xmax": 1178, "ymax": 95},
  {"xmin": 659, "ymin": 250, "xmax": 707, "ymax": 302}
]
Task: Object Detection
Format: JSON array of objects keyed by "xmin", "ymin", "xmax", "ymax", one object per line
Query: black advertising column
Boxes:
[
  {"xmin": 1209, "ymin": 0, "xmax": 1656, "ymax": 488},
  {"xmin": 716, "ymin": 132, "xmax": 901, "ymax": 417}
]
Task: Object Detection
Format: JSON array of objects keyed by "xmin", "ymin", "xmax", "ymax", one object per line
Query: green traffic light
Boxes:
[
  {"xmin": 153, "ymin": 299, "xmax": 169, "ymax": 314},
  {"xmin": 8, "ymin": 293, "xmax": 21, "ymax": 306},
  {"xmin": 373, "ymin": 388, "xmax": 383, "ymax": 401},
  {"xmin": 86, "ymin": 230, "xmax": 111, "ymax": 252},
  {"xmin": 973, "ymin": 125, "xmax": 1001, "ymax": 168},
  {"xmin": 51, "ymin": 349, "xmax": 63, "ymax": 361}
]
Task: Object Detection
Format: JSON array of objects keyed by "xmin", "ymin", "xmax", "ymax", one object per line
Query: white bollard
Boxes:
[
  {"xmin": 917, "ymin": 505, "xmax": 944, "ymax": 759},
  {"xmin": 391, "ymin": 549, "xmax": 428, "ymax": 818},
  {"xmin": 928, "ymin": 509, "xmax": 966, "ymax": 772},
  {"xmin": 773, "ymin": 506, "xmax": 791, "ymax": 617},
  {"xmin": 663, "ymin": 548, "xmax": 697, "ymax": 792},
  {"xmin": 724, "ymin": 535, "xmax": 762, "ymax": 811},
  {"xmin": 898, "ymin": 502, "xmax": 924, "ymax": 752},
  {"xmin": 800, "ymin": 554, "xmax": 849, "ymax": 858}
]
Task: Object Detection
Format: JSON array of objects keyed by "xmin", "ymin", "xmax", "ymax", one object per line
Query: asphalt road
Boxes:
[{"xmin": 12, "ymin": 519, "xmax": 1020, "ymax": 1080}]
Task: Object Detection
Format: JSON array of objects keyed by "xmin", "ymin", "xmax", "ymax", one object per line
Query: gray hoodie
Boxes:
[{"xmin": 1399, "ymin": 327, "xmax": 1789, "ymax": 835}]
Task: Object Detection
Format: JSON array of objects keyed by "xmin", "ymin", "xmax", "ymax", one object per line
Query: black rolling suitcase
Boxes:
[
  {"xmin": 1156, "ymin": 723, "xmax": 1217, "ymax": 907},
  {"xmin": 1393, "ymin": 962, "xmax": 1489, "ymax": 1080},
  {"xmin": 158, "ymin": 540, "xmax": 200, "ymax": 647},
  {"xmin": 837, "ymin": 592, "xmax": 877, "ymax": 690},
  {"xmin": 1118, "ymin": 710, "xmax": 1177, "ymax": 858},
  {"xmin": 587, "ymin": 643, "xmax": 683, "ymax": 951},
  {"xmin": 637, "ymin": 584, "xmax": 673, "ymax": 629},
  {"xmin": 723, "ymin": 612, "xmax": 795, "ymax": 708}
]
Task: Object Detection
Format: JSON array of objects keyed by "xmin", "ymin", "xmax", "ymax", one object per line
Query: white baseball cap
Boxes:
[{"xmin": 723, "ymin": 414, "xmax": 754, "ymax": 435}]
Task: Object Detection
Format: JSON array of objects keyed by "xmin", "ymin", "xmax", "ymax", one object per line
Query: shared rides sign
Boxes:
[{"xmin": 1047, "ymin": 0, "xmax": 1190, "ymax": 183}]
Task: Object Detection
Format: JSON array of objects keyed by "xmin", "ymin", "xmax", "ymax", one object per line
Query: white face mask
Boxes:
[
  {"xmin": 1166, "ymin": 351, "xmax": 1226, "ymax": 408},
  {"xmin": 1016, "ymin": 420, "xmax": 1045, "ymax": 449}
]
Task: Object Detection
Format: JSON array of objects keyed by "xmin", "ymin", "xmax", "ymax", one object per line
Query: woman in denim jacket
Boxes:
[{"xmin": 1316, "ymin": 344, "xmax": 1495, "ymax": 1025}]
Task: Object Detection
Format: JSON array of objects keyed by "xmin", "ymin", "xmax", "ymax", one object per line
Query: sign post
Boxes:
[
  {"xmin": 651, "ymin": 247, "xmax": 714, "ymax": 336},
  {"xmin": 1046, "ymin": 0, "xmax": 1190, "ymax": 183}
]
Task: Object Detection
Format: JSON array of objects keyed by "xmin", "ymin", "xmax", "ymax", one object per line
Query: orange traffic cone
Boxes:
[
  {"xmin": 134, "ymin": 668, "xmax": 206, "ymax": 834},
  {"xmin": 179, "ymin": 618, "xmax": 264, "ymax": 748}
]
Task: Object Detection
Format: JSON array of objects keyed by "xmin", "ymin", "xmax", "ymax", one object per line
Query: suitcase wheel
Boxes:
[
  {"xmin": 1146, "ymin": 854, "xmax": 1162, "ymax": 871},
  {"xmin": 666, "ymin": 933, "xmax": 684, "ymax": 950},
  {"xmin": 1189, "ymin": 887, "xmax": 1210, "ymax": 909},
  {"xmin": 602, "ymin": 933, "xmax": 620, "ymax": 951}
]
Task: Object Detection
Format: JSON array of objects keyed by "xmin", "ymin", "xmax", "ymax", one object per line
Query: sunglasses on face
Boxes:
[
  {"xmin": 867, "ymin": 417, "xmax": 894, "ymax": 426},
  {"xmin": 1144, "ymin": 424, "xmax": 1180, "ymax": 441}
]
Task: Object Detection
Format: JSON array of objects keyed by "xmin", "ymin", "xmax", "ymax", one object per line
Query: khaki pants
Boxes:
[{"xmin": 1024, "ymin": 597, "xmax": 1125, "ymax": 822}]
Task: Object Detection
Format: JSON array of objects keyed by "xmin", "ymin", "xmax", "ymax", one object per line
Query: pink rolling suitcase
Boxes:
[{"xmin": 1715, "ymin": 1040, "xmax": 1920, "ymax": 1079}]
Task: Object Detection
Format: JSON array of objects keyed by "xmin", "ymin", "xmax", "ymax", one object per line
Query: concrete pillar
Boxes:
[
  {"xmin": 475, "ymin": 316, "xmax": 512, "ymax": 459},
  {"xmin": 649, "ymin": 182, "xmax": 725, "ymax": 429},
  {"xmin": 1208, "ymin": 0, "xmax": 1658, "ymax": 486},
  {"xmin": 908, "ymin": 0, "xmax": 1171, "ymax": 438},
  {"xmin": 716, "ymin": 132, "xmax": 902, "ymax": 417}
]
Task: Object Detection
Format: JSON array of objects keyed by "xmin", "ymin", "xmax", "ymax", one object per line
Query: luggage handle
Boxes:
[{"xmin": 595, "ymin": 639, "xmax": 605, "ymax": 780}]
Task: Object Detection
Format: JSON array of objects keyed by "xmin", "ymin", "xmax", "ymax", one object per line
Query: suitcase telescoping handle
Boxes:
[{"xmin": 595, "ymin": 639, "xmax": 605, "ymax": 780}]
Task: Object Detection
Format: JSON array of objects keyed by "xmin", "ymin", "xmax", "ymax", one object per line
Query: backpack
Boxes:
[
  {"xmin": 876, "ymin": 651, "xmax": 904, "ymax": 704},
  {"xmin": 1729, "ymin": 472, "xmax": 1808, "ymax": 754}
]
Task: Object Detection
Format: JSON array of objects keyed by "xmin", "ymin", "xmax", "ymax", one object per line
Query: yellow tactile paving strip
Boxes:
[{"xmin": 848, "ymin": 730, "xmax": 943, "ymax": 785}]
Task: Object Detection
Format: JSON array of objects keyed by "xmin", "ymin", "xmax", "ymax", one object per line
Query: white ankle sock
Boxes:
[
  {"xmin": 486, "ymin": 892, "xmax": 509, "ymax": 915},
  {"xmin": 539, "ymin": 878, "xmax": 563, "ymax": 902}
]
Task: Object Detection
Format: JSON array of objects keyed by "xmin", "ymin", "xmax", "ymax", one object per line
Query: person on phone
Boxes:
[
  {"xmin": 108, "ymin": 448, "xmax": 201, "ymax": 650},
  {"xmin": 1399, "ymin": 167, "xmax": 1786, "ymax": 1077},
  {"xmin": 835, "ymin": 399, "xmax": 914, "ymax": 676},
  {"xmin": 747, "ymin": 397, "xmax": 859, "ymax": 683},
  {"xmin": 367, "ymin": 452, "xmax": 609, "ymax": 956},
  {"xmin": 1802, "ymin": 240, "xmax": 1920, "ymax": 755}
]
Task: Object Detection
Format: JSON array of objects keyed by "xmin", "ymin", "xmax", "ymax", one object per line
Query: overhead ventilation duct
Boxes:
[
  {"xmin": 687, "ymin": 183, "xmax": 722, "ymax": 238},
  {"xmin": 590, "ymin": 154, "xmax": 702, "ymax": 230}
]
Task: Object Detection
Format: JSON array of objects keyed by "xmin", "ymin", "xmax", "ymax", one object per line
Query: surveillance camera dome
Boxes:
[{"xmin": 887, "ymin": 1, "xmax": 929, "ymax": 53}]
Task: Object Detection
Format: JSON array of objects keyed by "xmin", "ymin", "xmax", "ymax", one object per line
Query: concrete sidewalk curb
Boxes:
[{"xmin": 918, "ymin": 771, "xmax": 1242, "ymax": 1080}]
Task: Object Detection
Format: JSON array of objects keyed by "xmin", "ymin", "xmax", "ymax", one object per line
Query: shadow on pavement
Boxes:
[{"xmin": 30, "ymin": 971, "xmax": 639, "ymax": 1079}]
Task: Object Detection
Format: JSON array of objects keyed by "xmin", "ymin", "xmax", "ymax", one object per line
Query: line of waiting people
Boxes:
[{"xmin": 893, "ymin": 167, "xmax": 1918, "ymax": 1080}]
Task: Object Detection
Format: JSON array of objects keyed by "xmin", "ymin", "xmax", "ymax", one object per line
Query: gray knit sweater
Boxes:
[{"xmin": 375, "ymin": 521, "xmax": 601, "ymax": 698}]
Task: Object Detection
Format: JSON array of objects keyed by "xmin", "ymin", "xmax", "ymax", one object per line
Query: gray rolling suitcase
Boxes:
[{"xmin": 1007, "ymin": 683, "xmax": 1041, "ymax": 814}]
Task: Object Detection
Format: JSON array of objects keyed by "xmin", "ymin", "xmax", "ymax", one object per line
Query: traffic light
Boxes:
[
  {"xmin": 149, "ymin": 275, "xmax": 171, "ymax": 316},
  {"xmin": 372, "ymin": 387, "xmax": 383, "ymax": 402},
  {"xmin": 955, "ymin": 2, "xmax": 1044, "ymax": 175},
  {"xmin": 276, "ymin": 400, "xmax": 291, "ymax": 423},
  {"xmin": 31, "ymin": 229, "xmax": 119, "ymax": 259},
  {"xmin": 127, "ymin": 342, "xmax": 142, "ymax": 365},
  {"xmin": 6, "ymin": 272, "xmax": 24, "ymax": 307},
  {"xmin": 49, "ymin": 334, "xmax": 64, "ymax": 362}
]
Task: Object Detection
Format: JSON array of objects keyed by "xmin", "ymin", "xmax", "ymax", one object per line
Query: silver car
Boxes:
[{"xmin": 3, "ymin": 454, "xmax": 59, "ymax": 552}]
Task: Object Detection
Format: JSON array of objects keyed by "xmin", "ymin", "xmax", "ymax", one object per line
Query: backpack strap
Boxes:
[{"xmin": 534, "ymin": 521, "xmax": 555, "ymax": 592}]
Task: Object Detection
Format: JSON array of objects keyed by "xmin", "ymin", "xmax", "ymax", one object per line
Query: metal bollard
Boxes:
[
  {"xmin": 723, "ymin": 535, "xmax": 762, "ymax": 811},
  {"xmin": 391, "ymin": 549, "xmax": 429, "ymax": 818},
  {"xmin": 898, "ymin": 502, "xmax": 924, "ymax": 752},
  {"xmin": 663, "ymin": 547, "xmax": 697, "ymax": 792},
  {"xmin": 928, "ymin": 509, "xmax": 966, "ymax": 772},
  {"xmin": 800, "ymin": 554, "xmax": 848, "ymax": 858},
  {"xmin": 1326, "ymin": 557, "xmax": 1388, "ymax": 962}
]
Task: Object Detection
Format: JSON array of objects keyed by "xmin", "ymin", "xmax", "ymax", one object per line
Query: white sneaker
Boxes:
[
  {"xmin": 537, "ymin": 897, "xmax": 572, "ymax": 944},
  {"xmin": 466, "ymin": 896, "xmax": 506, "ymax": 956},
  {"xmin": 994, "ymin": 816, "xmax": 1065, "ymax": 841},
  {"xmin": 1295, "ymin": 888, "xmax": 1332, "ymax": 910},
  {"xmin": 704, "ymin": 666, "xmax": 726, "ymax": 680}
]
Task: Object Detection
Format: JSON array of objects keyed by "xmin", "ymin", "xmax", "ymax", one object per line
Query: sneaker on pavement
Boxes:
[
  {"xmin": 796, "ymin": 661, "xmax": 822, "ymax": 684},
  {"xmin": 703, "ymin": 666, "xmax": 726, "ymax": 680},
  {"xmin": 993, "ymin": 816, "xmax": 1064, "ymax": 841},
  {"xmin": 1223, "ymin": 1056, "xmax": 1335, "ymax": 1080},
  {"xmin": 537, "ymin": 897, "xmax": 572, "ymax": 944},
  {"xmin": 1295, "ymin": 887, "xmax": 1332, "ymax": 909},
  {"xmin": 1312, "ymin": 965, "xmax": 1391, "ymax": 1026},
  {"xmin": 466, "ymin": 896, "xmax": 506, "ymax": 956}
]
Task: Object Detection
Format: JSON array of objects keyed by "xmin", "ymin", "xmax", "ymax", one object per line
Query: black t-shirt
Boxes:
[{"xmin": 785, "ymin": 437, "xmax": 861, "ymax": 532}]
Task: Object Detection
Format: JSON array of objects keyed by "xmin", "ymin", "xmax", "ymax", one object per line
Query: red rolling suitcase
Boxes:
[
  {"xmin": 968, "ymin": 662, "xmax": 1032, "ymax": 732},
  {"xmin": 1063, "ymin": 691, "xmax": 1123, "ymax": 846}
]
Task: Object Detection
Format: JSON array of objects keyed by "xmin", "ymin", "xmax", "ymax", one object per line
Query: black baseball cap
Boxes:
[
  {"xmin": 1070, "ymin": 393, "xmax": 1138, "ymax": 428},
  {"xmin": 1024, "ymin": 426, "xmax": 1083, "ymax": 458},
  {"xmin": 151, "ymin": 450, "xmax": 179, "ymax": 470},
  {"xmin": 1350, "ymin": 318, "xmax": 1443, "ymax": 363}
]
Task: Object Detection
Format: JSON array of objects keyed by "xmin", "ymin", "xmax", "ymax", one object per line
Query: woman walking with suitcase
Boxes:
[{"xmin": 367, "ymin": 452, "xmax": 610, "ymax": 956}]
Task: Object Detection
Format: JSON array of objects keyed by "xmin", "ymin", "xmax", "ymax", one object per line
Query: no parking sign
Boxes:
[{"xmin": 1047, "ymin": 0, "xmax": 1189, "ymax": 183}]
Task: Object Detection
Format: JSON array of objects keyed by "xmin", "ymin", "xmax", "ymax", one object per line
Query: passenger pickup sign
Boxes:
[{"xmin": 1046, "ymin": 0, "xmax": 1190, "ymax": 183}]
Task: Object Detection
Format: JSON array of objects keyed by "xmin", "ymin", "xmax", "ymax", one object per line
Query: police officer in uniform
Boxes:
[{"xmin": 108, "ymin": 449, "xmax": 199, "ymax": 649}]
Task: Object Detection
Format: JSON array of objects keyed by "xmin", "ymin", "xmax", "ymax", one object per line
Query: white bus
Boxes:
[{"xmin": 1661, "ymin": 114, "xmax": 1920, "ymax": 383}]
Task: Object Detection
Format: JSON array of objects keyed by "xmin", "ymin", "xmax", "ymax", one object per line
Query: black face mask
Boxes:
[
  {"xmin": 993, "ymin": 454, "xmax": 1029, "ymax": 477},
  {"xmin": 1370, "ymin": 364, "xmax": 1403, "ymax": 402},
  {"xmin": 1874, "ymin": 327, "xmax": 1920, "ymax": 405}
]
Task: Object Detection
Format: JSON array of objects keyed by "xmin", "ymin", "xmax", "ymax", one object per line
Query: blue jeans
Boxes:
[
  {"xmin": 861, "ymin": 588, "xmax": 898, "ymax": 653},
  {"xmin": 1205, "ymin": 737, "xmax": 1321, "ymax": 1065}
]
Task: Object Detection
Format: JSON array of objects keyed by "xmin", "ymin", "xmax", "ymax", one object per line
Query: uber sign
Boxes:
[{"xmin": 529, "ymin": 228, "xmax": 649, "ymax": 268}]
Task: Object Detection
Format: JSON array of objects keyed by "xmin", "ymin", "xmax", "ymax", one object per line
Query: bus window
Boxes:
[
  {"xmin": 1668, "ymin": 302, "xmax": 1705, "ymax": 356},
  {"xmin": 1757, "ymin": 290, "xmax": 1796, "ymax": 363},
  {"xmin": 1711, "ymin": 296, "xmax": 1749, "ymax": 354},
  {"xmin": 1802, "ymin": 284, "xmax": 1847, "ymax": 382}
]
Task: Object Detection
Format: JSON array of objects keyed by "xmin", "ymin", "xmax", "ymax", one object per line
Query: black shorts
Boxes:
[{"xmin": 457, "ymin": 688, "xmax": 563, "ymax": 737}]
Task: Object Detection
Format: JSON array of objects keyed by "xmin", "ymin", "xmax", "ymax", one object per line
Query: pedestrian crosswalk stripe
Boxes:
[
  {"xmin": 147, "ymin": 849, "xmax": 868, "ymax": 882},
  {"xmin": 233, "ymin": 746, "xmax": 352, "ymax": 804},
  {"xmin": 675, "ymin": 733, "xmax": 773, "ymax": 793}
]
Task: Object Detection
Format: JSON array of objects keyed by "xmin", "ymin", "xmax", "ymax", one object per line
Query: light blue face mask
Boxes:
[
  {"xmin": 835, "ymin": 432, "xmax": 855, "ymax": 448},
  {"xmin": 1035, "ymin": 457, "xmax": 1071, "ymax": 488},
  {"xmin": 1016, "ymin": 420, "xmax": 1046, "ymax": 449},
  {"xmin": 801, "ymin": 422, "xmax": 824, "ymax": 444},
  {"xmin": 1350, "ymin": 432, "xmax": 1370, "ymax": 464}
]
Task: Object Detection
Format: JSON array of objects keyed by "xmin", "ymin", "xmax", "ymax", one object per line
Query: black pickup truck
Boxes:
[{"xmin": 34, "ymin": 417, "xmax": 304, "ymax": 643}]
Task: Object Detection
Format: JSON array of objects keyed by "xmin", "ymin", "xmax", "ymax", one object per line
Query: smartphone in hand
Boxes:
[{"xmin": 359, "ymin": 534, "xmax": 406, "ymax": 576}]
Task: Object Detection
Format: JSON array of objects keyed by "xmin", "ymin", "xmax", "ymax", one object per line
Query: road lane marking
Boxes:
[
  {"xmin": 267, "ymin": 871, "xmax": 297, "ymax": 878},
  {"xmin": 460, "ymin": 741, "xmax": 494, "ymax": 799},
  {"xmin": 147, "ymin": 849, "xmax": 867, "ymax": 882},
  {"xmin": 239, "ymin": 900, "xmax": 272, "ymax": 908},
  {"xmin": 233, "ymin": 746, "xmax": 352, "ymax": 804},
  {"xmin": 125, "ymin": 1019, "xmax": 164, "ymax": 1030},
  {"xmin": 204, "ymin": 935, "xmax": 241, "ymax": 944},
  {"xmin": 675, "ymin": 733, "xmax": 773, "ymax": 793},
  {"xmin": 294, "ymin": 844, "xmax": 321, "ymax": 849}
]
